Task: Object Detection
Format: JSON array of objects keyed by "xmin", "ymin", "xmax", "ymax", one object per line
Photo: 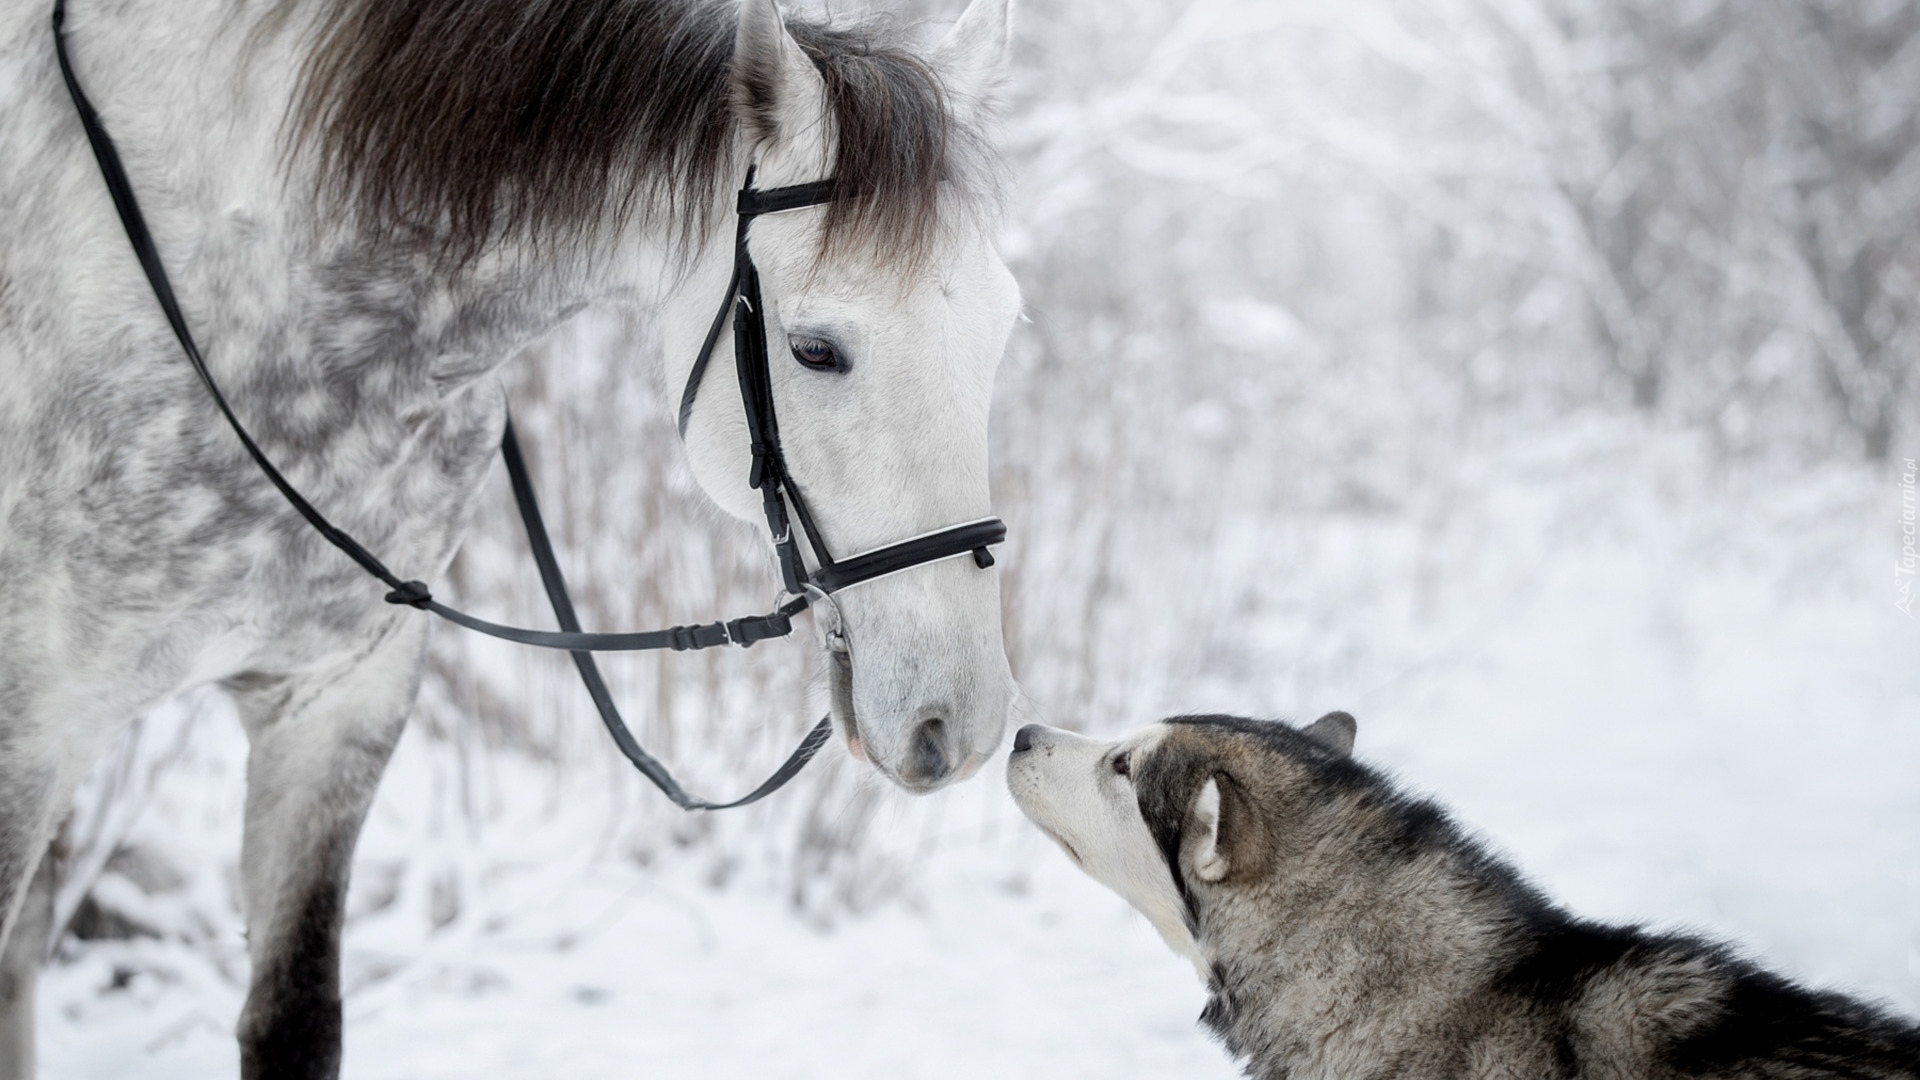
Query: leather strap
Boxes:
[
  {"xmin": 56, "ymin": 0, "xmax": 1005, "ymax": 809},
  {"xmin": 738, "ymin": 180, "xmax": 840, "ymax": 217},
  {"xmin": 675, "ymin": 261, "xmax": 740, "ymax": 438},
  {"xmin": 500, "ymin": 423, "xmax": 831, "ymax": 810},
  {"xmin": 808, "ymin": 519, "xmax": 1006, "ymax": 593},
  {"xmin": 52, "ymin": 0, "xmax": 829, "ymax": 810},
  {"xmin": 675, "ymin": 179, "xmax": 834, "ymax": 437},
  {"xmin": 688, "ymin": 170, "xmax": 1008, "ymax": 599}
]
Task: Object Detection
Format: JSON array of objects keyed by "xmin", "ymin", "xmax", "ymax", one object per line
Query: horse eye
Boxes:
[
  {"xmin": 1112, "ymin": 753, "xmax": 1131, "ymax": 779},
  {"xmin": 789, "ymin": 335, "xmax": 847, "ymax": 373}
]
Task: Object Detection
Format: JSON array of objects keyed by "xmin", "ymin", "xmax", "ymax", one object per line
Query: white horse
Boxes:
[{"xmin": 0, "ymin": 0, "xmax": 1019, "ymax": 1072}]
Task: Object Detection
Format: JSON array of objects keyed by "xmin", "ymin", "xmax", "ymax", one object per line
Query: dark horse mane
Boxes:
[{"xmin": 290, "ymin": 0, "xmax": 986, "ymax": 265}]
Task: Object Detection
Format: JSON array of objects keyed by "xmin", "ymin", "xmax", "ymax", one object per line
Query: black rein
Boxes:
[{"xmin": 51, "ymin": 0, "xmax": 1005, "ymax": 811}]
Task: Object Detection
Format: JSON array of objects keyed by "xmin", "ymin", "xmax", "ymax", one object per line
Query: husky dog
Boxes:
[{"xmin": 1007, "ymin": 714, "xmax": 1920, "ymax": 1080}]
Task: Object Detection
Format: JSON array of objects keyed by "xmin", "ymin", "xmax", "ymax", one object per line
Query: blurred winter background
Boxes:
[{"xmin": 37, "ymin": 0, "xmax": 1920, "ymax": 1076}]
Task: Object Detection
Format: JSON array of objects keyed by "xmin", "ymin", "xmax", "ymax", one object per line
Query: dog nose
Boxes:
[{"xmin": 1012, "ymin": 724, "xmax": 1037, "ymax": 753}]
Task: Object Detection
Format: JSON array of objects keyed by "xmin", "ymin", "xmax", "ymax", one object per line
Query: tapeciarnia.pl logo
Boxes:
[{"xmin": 1898, "ymin": 457, "xmax": 1916, "ymax": 617}]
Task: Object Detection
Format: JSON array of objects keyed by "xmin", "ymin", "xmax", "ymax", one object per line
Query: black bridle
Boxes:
[{"xmin": 51, "ymin": 0, "xmax": 1006, "ymax": 810}]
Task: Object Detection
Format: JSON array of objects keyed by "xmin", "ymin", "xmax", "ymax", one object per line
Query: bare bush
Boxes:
[{"xmin": 58, "ymin": 0, "xmax": 1916, "ymax": 928}]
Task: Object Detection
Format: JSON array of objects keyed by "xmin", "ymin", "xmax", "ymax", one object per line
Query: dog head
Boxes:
[{"xmin": 1004, "ymin": 712, "xmax": 1359, "ymax": 974}]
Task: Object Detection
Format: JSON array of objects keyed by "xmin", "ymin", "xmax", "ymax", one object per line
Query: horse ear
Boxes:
[
  {"xmin": 732, "ymin": 0, "xmax": 827, "ymax": 148},
  {"xmin": 1303, "ymin": 711, "xmax": 1356, "ymax": 758},
  {"xmin": 932, "ymin": 0, "xmax": 1014, "ymax": 125}
]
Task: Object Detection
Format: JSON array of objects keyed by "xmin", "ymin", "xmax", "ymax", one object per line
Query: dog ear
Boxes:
[
  {"xmin": 732, "ymin": 0, "xmax": 828, "ymax": 148},
  {"xmin": 1303, "ymin": 711, "xmax": 1356, "ymax": 757},
  {"xmin": 1190, "ymin": 777, "xmax": 1227, "ymax": 881},
  {"xmin": 1188, "ymin": 773, "xmax": 1263, "ymax": 883}
]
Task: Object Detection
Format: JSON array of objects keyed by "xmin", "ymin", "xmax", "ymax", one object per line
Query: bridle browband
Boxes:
[{"xmin": 51, "ymin": 0, "xmax": 1006, "ymax": 811}]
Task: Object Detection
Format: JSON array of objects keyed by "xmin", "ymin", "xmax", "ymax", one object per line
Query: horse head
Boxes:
[{"xmin": 676, "ymin": 0, "xmax": 1019, "ymax": 792}]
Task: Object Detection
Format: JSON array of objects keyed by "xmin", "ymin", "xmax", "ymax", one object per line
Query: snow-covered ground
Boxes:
[
  {"xmin": 33, "ymin": 419, "xmax": 1919, "ymax": 1079},
  {"xmin": 38, "ymin": 703, "xmax": 1238, "ymax": 1080}
]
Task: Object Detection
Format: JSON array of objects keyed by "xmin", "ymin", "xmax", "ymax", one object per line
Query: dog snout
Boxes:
[{"xmin": 1009, "ymin": 723, "xmax": 1077, "ymax": 756}]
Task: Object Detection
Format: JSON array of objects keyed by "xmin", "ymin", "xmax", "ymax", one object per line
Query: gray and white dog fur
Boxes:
[{"xmin": 1007, "ymin": 715, "xmax": 1920, "ymax": 1080}]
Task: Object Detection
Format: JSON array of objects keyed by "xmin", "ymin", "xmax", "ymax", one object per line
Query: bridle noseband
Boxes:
[{"xmin": 52, "ymin": 0, "xmax": 1006, "ymax": 810}]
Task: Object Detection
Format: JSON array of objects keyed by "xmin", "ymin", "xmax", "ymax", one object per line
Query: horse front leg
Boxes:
[
  {"xmin": 228, "ymin": 615, "xmax": 426, "ymax": 1080},
  {"xmin": 0, "ymin": 846, "xmax": 56, "ymax": 1080},
  {"xmin": 0, "ymin": 693, "xmax": 82, "ymax": 1080}
]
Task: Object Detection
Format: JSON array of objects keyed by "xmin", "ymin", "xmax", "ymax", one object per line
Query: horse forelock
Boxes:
[{"xmin": 285, "ymin": 0, "xmax": 993, "ymax": 269}]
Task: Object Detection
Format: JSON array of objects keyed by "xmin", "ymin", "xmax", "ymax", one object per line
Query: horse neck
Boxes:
[
  {"xmin": 285, "ymin": 225, "xmax": 703, "ymax": 415},
  {"xmin": 54, "ymin": 0, "xmax": 735, "ymax": 425}
]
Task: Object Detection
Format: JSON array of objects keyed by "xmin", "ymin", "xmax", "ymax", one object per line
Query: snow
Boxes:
[
  {"xmin": 39, "ymin": 715, "xmax": 1236, "ymax": 1080},
  {"xmin": 19, "ymin": 0, "xmax": 1920, "ymax": 1071},
  {"xmin": 33, "ymin": 419, "xmax": 1920, "ymax": 1079}
]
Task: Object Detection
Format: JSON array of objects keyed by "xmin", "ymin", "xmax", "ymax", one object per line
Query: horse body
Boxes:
[
  {"xmin": 0, "ymin": 0, "xmax": 547, "ymax": 704},
  {"xmin": 0, "ymin": 0, "xmax": 1017, "ymax": 1074}
]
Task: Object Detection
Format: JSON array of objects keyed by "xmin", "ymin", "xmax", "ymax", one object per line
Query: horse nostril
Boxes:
[
  {"xmin": 1012, "ymin": 724, "xmax": 1036, "ymax": 753},
  {"xmin": 910, "ymin": 717, "xmax": 950, "ymax": 782}
]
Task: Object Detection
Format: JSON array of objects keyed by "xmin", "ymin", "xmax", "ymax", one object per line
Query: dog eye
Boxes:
[
  {"xmin": 789, "ymin": 335, "xmax": 849, "ymax": 373},
  {"xmin": 1111, "ymin": 753, "xmax": 1131, "ymax": 779}
]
